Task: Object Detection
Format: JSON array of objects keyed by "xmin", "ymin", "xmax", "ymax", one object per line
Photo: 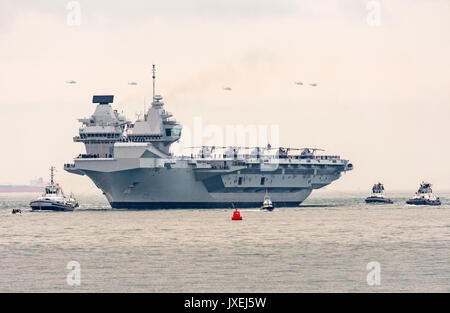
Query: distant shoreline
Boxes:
[{"xmin": 0, "ymin": 186, "xmax": 42, "ymax": 193}]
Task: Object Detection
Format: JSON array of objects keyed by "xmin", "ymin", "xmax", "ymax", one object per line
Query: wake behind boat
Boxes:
[
  {"xmin": 365, "ymin": 182, "xmax": 393, "ymax": 204},
  {"xmin": 406, "ymin": 182, "xmax": 441, "ymax": 206},
  {"xmin": 29, "ymin": 167, "xmax": 78, "ymax": 211}
]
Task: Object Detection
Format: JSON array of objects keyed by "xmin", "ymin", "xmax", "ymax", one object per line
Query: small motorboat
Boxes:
[
  {"xmin": 30, "ymin": 166, "xmax": 79, "ymax": 212},
  {"xmin": 406, "ymin": 182, "xmax": 441, "ymax": 206},
  {"xmin": 260, "ymin": 192, "xmax": 275, "ymax": 211},
  {"xmin": 365, "ymin": 182, "xmax": 393, "ymax": 204}
]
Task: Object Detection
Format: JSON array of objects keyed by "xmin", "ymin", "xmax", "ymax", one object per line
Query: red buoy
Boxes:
[{"xmin": 231, "ymin": 208, "xmax": 242, "ymax": 220}]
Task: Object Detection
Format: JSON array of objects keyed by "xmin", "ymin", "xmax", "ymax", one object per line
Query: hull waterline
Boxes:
[
  {"xmin": 406, "ymin": 199, "xmax": 441, "ymax": 206},
  {"xmin": 365, "ymin": 197, "xmax": 393, "ymax": 204},
  {"xmin": 30, "ymin": 200, "xmax": 76, "ymax": 212}
]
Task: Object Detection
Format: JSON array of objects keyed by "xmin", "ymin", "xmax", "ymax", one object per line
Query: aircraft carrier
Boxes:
[{"xmin": 64, "ymin": 66, "xmax": 353, "ymax": 209}]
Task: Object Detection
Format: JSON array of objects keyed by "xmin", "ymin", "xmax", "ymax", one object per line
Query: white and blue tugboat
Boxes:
[
  {"xmin": 406, "ymin": 182, "xmax": 441, "ymax": 206},
  {"xmin": 365, "ymin": 182, "xmax": 393, "ymax": 204},
  {"xmin": 260, "ymin": 191, "xmax": 274, "ymax": 211},
  {"xmin": 30, "ymin": 167, "xmax": 78, "ymax": 211}
]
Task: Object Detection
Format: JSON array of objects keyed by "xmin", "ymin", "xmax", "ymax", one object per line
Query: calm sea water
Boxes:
[{"xmin": 0, "ymin": 191, "xmax": 449, "ymax": 292}]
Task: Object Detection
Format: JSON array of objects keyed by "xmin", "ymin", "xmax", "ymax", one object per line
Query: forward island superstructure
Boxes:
[{"xmin": 65, "ymin": 66, "xmax": 353, "ymax": 209}]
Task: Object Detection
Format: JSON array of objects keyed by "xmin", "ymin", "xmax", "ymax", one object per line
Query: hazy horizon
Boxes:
[{"xmin": 1, "ymin": 0, "xmax": 449, "ymax": 194}]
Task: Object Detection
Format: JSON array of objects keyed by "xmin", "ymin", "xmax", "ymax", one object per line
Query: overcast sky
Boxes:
[{"xmin": 1, "ymin": 0, "xmax": 449, "ymax": 194}]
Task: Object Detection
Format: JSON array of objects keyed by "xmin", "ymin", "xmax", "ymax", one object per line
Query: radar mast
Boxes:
[
  {"xmin": 152, "ymin": 64, "xmax": 156, "ymax": 100},
  {"xmin": 50, "ymin": 166, "xmax": 55, "ymax": 185}
]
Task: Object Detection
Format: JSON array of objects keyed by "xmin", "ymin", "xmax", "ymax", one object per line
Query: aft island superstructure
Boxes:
[{"xmin": 65, "ymin": 67, "xmax": 353, "ymax": 209}]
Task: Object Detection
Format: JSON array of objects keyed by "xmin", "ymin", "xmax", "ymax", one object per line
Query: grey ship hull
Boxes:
[
  {"xmin": 66, "ymin": 147, "xmax": 352, "ymax": 210},
  {"xmin": 111, "ymin": 200, "xmax": 306, "ymax": 209},
  {"xmin": 83, "ymin": 167, "xmax": 314, "ymax": 209}
]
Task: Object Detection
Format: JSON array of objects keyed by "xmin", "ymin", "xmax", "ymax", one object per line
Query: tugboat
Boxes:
[
  {"xmin": 406, "ymin": 182, "xmax": 441, "ymax": 206},
  {"xmin": 260, "ymin": 191, "xmax": 275, "ymax": 211},
  {"xmin": 29, "ymin": 166, "xmax": 79, "ymax": 211},
  {"xmin": 365, "ymin": 182, "xmax": 393, "ymax": 204}
]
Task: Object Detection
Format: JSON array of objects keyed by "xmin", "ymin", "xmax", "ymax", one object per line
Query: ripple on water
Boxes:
[{"xmin": 0, "ymin": 192, "xmax": 449, "ymax": 292}]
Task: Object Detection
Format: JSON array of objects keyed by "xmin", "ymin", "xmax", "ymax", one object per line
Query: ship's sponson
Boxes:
[{"xmin": 65, "ymin": 144, "xmax": 353, "ymax": 209}]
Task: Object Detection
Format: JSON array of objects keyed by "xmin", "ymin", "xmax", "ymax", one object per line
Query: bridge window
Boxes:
[
  {"xmin": 260, "ymin": 177, "xmax": 266, "ymax": 185},
  {"xmin": 238, "ymin": 177, "xmax": 243, "ymax": 185},
  {"xmin": 166, "ymin": 128, "xmax": 182, "ymax": 137}
]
